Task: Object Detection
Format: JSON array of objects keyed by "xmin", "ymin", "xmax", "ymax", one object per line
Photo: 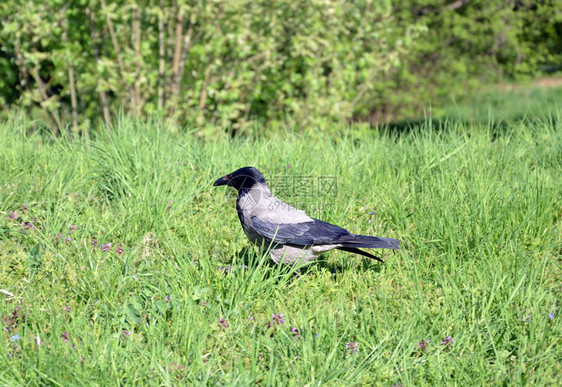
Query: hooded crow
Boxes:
[{"xmin": 214, "ymin": 167, "xmax": 399, "ymax": 265}]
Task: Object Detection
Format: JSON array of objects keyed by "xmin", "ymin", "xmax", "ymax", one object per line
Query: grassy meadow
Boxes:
[{"xmin": 1, "ymin": 102, "xmax": 561, "ymax": 384}]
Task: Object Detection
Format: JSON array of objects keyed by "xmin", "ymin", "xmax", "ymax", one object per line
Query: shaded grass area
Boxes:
[{"xmin": 0, "ymin": 113, "xmax": 561, "ymax": 385}]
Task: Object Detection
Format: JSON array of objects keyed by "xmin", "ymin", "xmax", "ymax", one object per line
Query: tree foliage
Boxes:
[{"xmin": 0, "ymin": 0, "xmax": 560, "ymax": 134}]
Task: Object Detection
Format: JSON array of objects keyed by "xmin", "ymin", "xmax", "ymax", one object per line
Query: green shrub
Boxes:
[{"xmin": 0, "ymin": 0, "xmax": 560, "ymax": 132}]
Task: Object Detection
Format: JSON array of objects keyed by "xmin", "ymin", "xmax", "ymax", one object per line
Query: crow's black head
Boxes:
[{"xmin": 213, "ymin": 167, "xmax": 267, "ymax": 191}]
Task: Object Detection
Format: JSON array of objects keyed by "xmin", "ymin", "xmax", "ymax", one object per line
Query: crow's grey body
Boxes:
[{"xmin": 214, "ymin": 167, "xmax": 399, "ymax": 265}]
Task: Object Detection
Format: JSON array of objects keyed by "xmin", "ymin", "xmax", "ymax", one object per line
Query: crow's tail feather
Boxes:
[
  {"xmin": 339, "ymin": 234, "xmax": 400, "ymax": 250},
  {"xmin": 337, "ymin": 247, "xmax": 384, "ymax": 263}
]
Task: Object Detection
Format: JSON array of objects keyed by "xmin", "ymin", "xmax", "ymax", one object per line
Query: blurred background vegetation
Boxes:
[{"xmin": 0, "ymin": 0, "xmax": 561, "ymax": 135}]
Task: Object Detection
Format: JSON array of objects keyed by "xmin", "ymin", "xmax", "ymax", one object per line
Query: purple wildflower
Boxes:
[
  {"xmin": 8, "ymin": 211, "xmax": 17, "ymax": 219},
  {"xmin": 4, "ymin": 327, "xmax": 9, "ymax": 332},
  {"xmin": 65, "ymin": 236, "xmax": 71, "ymax": 244},
  {"xmin": 418, "ymin": 339, "xmax": 430, "ymax": 351},
  {"xmin": 69, "ymin": 225, "xmax": 77, "ymax": 234},
  {"xmin": 549, "ymin": 312, "xmax": 555, "ymax": 320},
  {"xmin": 249, "ymin": 315, "xmax": 254, "ymax": 321},
  {"xmin": 369, "ymin": 211, "xmax": 374, "ymax": 215},
  {"xmin": 20, "ymin": 204, "xmax": 28, "ymax": 212},
  {"xmin": 271, "ymin": 313, "xmax": 285, "ymax": 324},
  {"xmin": 9, "ymin": 345, "xmax": 19, "ymax": 358},
  {"xmin": 122, "ymin": 330, "xmax": 131, "ymax": 337},
  {"xmin": 201, "ymin": 301, "xmax": 207, "ymax": 306},
  {"xmin": 116, "ymin": 245, "xmax": 123, "ymax": 255},
  {"xmin": 91, "ymin": 238, "xmax": 98, "ymax": 247},
  {"xmin": 22, "ymin": 222, "xmax": 34, "ymax": 230},
  {"xmin": 345, "ymin": 342, "xmax": 359, "ymax": 354},
  {"xmin": 219, "ymin": 318, "xmax": 229, "ymax": 328},
  {"xmin": 291, "ymin": 327, "xmax": 301, "ymax": 338},
  {"xmin": 61, "ymin": 332, "xmax": 69, "ymax": 342},
  {"xmin": 65, "ymin": 306, "xmax": 71, "ymax": 313},
  {"xmin": 57, "ymin": 232, "xmax": 62, "ymax": 239},
  {"xmin": 10, "ymin": 334, "xmax": 21, "ymax": 341},
  {"xmin": 167, "ymin": 199, "xmax": 173, "ymax": 211},
  {"xmin": 102, "ymin": 243, "xmax": 112, "ymax": 252},
  {"xmin": 165, "ymin": 295, "xmax": 172, "ymax": 302},
  {"xmin": 441, "ymin": 336, "xmax": 454, "ymax": 346}
]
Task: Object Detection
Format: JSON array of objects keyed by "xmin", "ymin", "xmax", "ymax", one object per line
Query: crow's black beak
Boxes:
[{"xmin": 213, "ymin": 175, "xmax": 230, "ymax": 187}]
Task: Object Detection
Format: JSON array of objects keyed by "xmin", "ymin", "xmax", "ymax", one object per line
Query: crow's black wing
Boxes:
[{"xmin": 250, "ymin": 216, "xmax": 350, "ymax": 246}]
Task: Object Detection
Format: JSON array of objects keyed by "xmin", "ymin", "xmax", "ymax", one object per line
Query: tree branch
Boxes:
[
  {"xmin": 132, "ymin": 4, "xmax": 142, "ymax": 115},
  {"xmin": 99, "ymin": 0, "xmax": 135, "ymax": 112},
  {"xmin": 30, "ymin": 66, "xmax": 61, "ymax": 135},
  {"xmin": 158, "ymin": 0, "xmax": 166, "ymax": 110},
  {"xmin": 63, "ymin": 20, "xmax": 79, "ymax": 134},
  {"xmin": 86, "ymin": 6, "xmax": 111, "ymax": 131}
]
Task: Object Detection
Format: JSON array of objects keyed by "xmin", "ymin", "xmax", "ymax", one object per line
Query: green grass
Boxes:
[
  {"xmin": 0, "ymin": 110, "xmax": 561, "ymax": 385},
  {"xmin": 443, "ymin": 80, "xmax": 562, "ymax": 124}
]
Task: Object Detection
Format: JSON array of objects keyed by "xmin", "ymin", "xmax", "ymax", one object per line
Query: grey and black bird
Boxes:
[{"xmin": 214, "ymin": 167, "xmax": 399, "ymax": 265}]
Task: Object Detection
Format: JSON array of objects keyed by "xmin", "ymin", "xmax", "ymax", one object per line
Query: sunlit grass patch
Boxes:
[{"xmin": 0, "ymin": 114, "xmax": 560, "ymax": 385}]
